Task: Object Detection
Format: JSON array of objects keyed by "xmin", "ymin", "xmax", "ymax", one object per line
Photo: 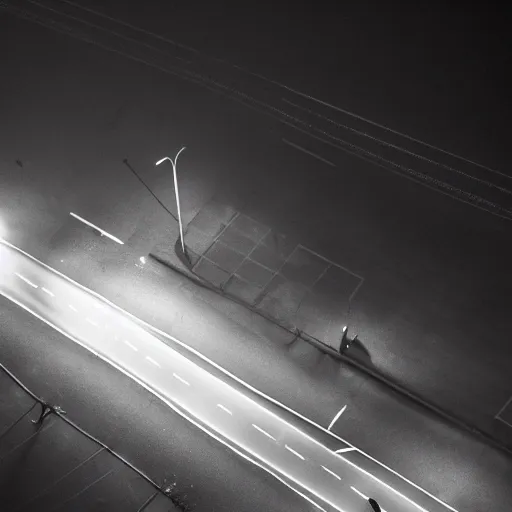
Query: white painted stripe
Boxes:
[
  {"xmin": 334, "ymin": 447, "xmax": 356, "ymax": 454},
  {"xmin": 0, "ymin": 239, "xmax": 461, "ymax": 512},
  {"xmin": 86, "ymin": 318, "xmax": 98, "ymax": 327},
  {"xmin": 172, "ymin": 373, "xmax": 189, "ymax": 386},
  {"xmin": 145, "ymin": 356, "xmax": 161, "ymax": 368},
  {"xmin": 328, "ymin": 405, "xmax": 347, "ymax": 431},
  {"xmin": 68, "ymin": 304, "xmax": 78, "ymax": 312},
  {"xmin": 321, "ymin": 465, "xmax": 341, "ymax": 481},
  {"xmin": 252, "ymin": 424, "xmax": 276, "ymax": 441},
  {"xmin": 15, "ymin": 273, "xmax": 38, "ymax": 288},
  {"xmin": 285, "ymin": 444, "xmax": 305, "ymax": 460},
  {"xmin": 0, "ymin": 291, "xmax": 329, "ymax": 512},
  {"xmin": 282, "ymin": 139, "xmax": 336, "ymax": 167},
  {"xmin": 350, "ymin": 486, "xmax": 388, "ymax": 512},
  {"xmin": 123, "ymin": 340, "xmax": 138, "ymax": 352},
  {"xmin": 217, "ymin": 404, "xmax": 233, "ymax": 415},
  {"xmin": 69, "ymin": 212, "xmax": 124, "ymax": 245},
  {"xmin": 41, "ymin": 287, "xmax": 55, "ymax": 297}
]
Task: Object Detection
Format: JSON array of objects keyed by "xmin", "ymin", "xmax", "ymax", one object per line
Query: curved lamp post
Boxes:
[{"xmin": 155, "ymin": 147, "xmax": 186, "ymax": 254}]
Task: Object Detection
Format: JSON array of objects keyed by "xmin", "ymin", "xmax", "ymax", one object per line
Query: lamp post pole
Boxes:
[{"xmin": 155, "ymin": 147, "xmax": 187, "ymax": 254}]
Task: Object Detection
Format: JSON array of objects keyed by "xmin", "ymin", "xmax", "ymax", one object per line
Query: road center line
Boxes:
[
  {"xmin": 172, "ymin": 373, "xmax": 189, "ymax": 386},
  {"xmin": 217, "ymin": 404, "xmax": 233, "ymax": 415},
  {"xmin": 68, "ymin": 304, "xmax": 78, "ymax": 312},
  {"xmin": 252, "ymin": 424, "xmax": 276, "ymax": 441},
  {"xmin": 41, "ymin": 287, "xmax": 54, "ymax": 297},
  {"xmin": 321, "ymin": 465, "xmax": 341, "ymax": 481},
  {"xmin": 285, "ymin": 444, "xmax": 305, "ymax": 460},
  {"xmin": 86, "ymin": 318, "xmax": 98, "ymax": 326},
  {"xmin": 14, "ymin": 273, "xmax": 38, "ymax": 288},
  {"xmin": 145, "ymin": 356, "xmax": 161, "ymax": 368},
  {"xmin": 123, "ymin": 340, "xmax": 138, "ymax": 352}
]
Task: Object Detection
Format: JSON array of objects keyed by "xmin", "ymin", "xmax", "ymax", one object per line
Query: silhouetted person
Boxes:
[{"xmin": 368, "ymin": 498, "xmax": 381, "ymax": 512}]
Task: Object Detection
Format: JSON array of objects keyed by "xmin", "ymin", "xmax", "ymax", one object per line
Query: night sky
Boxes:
[{"xmin": 75, "ymin": 0, "xmax": 510, "ymax": 173}]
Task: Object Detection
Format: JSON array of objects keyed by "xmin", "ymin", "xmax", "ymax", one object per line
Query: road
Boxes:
[
  {"xmin": 0, "ymin": 243, "xmax": 459, "ymax": 512},
  {"xmin": 0, "ymin": 304, "xmax": 307, "ymax": 512}
]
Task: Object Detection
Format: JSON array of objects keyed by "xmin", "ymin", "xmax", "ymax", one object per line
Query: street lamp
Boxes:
[{"xmin": 155, "ymin": 147, "xmax": 186, "ymax": 254}]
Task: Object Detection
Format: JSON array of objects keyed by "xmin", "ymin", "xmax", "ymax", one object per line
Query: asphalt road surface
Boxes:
[{"xmin": 0, "ymin": 243, "xmax": 459, "ymax": 512}]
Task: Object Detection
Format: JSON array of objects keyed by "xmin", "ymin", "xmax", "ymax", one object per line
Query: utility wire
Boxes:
[{"xmin": 57, "ymin": 0, "xmax": 508, "ymax": 178}]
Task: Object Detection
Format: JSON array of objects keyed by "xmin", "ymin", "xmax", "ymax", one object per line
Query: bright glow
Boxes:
[
  {"xmin": 155, "ymin": 156, "xmax": 169, "ymax": 166},
  {"xmin": 69, "ymin": 212, "xmax": 124, "ymax": 245},
  {"xmin": 139, "ymin": 256, "xmax": 146, "ymax": 264}
]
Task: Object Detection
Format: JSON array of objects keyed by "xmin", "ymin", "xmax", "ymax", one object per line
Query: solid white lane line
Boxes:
[
  {"xmin": 68, "ymin": 304, "xmax": 78, "ymax": 312},
  {"xmin": 328, "ymin": 405, "xmax": 347, "ymax": 431},
  {"xmin": 1, "ymin": 240, "xmax": 461, "ymax": 512},
  {"xmin": 285, "ymin": 444, "xmax": 305, "ymax": 460},
  {"xmin": 351, "ymin": 487, "xmax": 388, "ymax": 512},
  {"xmin": 321, "ymin": 466, "xmax": 341, "ymax": 481},
  {"xmin": 15, "ymin": 273, "xmax": 38, "ymax": 288},
  {"xmin": 217, "ymin": 404, "xmax": 233, "ymax": 415},
  {"xmin": 0, "ymin": 290, "xmax": 329, "ymax": 512},
  {"xmin": 334, "ymin": 447, "xmax": 356, "ymax": 454},
  {"xmin": 69, "ymin": 212, "xmax": 124, "ymax": 245},
  {"xmin": 252, "ymin": 424, "xmax": 276, "ymax": 441},
  {"xmin": 172, "ymin": 373, "xmax": 189, "ymax": 386},
  {"xmin": 41, "ymin": 287, "xmax": 54, "ymax": 297},
  {"xmin": 340, "ymin": 455, "xmax": 428, "ymax": 512},
  {"xmin": 86, "ymin": 318, "xmax": 98, "ymax": 326},
  {"xmin": 123, "ymin": 340, "xmax": 138, "ymax": 352},
  {"xmin": 145, "ymin": 356, "xmax": 161, "ymax": 368}
]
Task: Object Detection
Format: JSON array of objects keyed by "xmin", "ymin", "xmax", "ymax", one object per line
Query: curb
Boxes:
[{"xmin": 148, "ymin": 243, "xmax": 512, "ymax": 459}]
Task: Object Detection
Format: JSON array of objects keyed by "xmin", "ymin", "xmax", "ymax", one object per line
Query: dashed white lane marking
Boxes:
[
  {"xmin": 15, "ymin": 273, "xmax": 38, "ymax": 288},
  {"xmin": 123, "ymin": 340, "xmax": 138, "ymax": 352},
  {"xmin": 145, "ymin": 356, "xmax": 161, "ymax": 368},
  {"xmin": 68, "ymin": 304, "xmax": 78, "ymax": 312},
  {"xmin": 172, "ymin": 373, "xmax": 190, "ymax": 386},
  {"xmin": 252, "ymin": 424, "xmax": 277, "ymax": 441},
  {"xmin": 321, "ymin": 465, "xmax": 341, "ymax": 481},
  {"xmin": 41, "ymin": 287, "xmax": 54, "ymax": 297},
  {"xmin": 285, "ymin": 444, "xmax": 305, "ymax": 460},
  {"xmin": 217, "ymin": 404, "xmax": 233, "ymax": 415},
  {"xmin": 86, "ymin": 317, "xmax": 98, "ymax": 326}
]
